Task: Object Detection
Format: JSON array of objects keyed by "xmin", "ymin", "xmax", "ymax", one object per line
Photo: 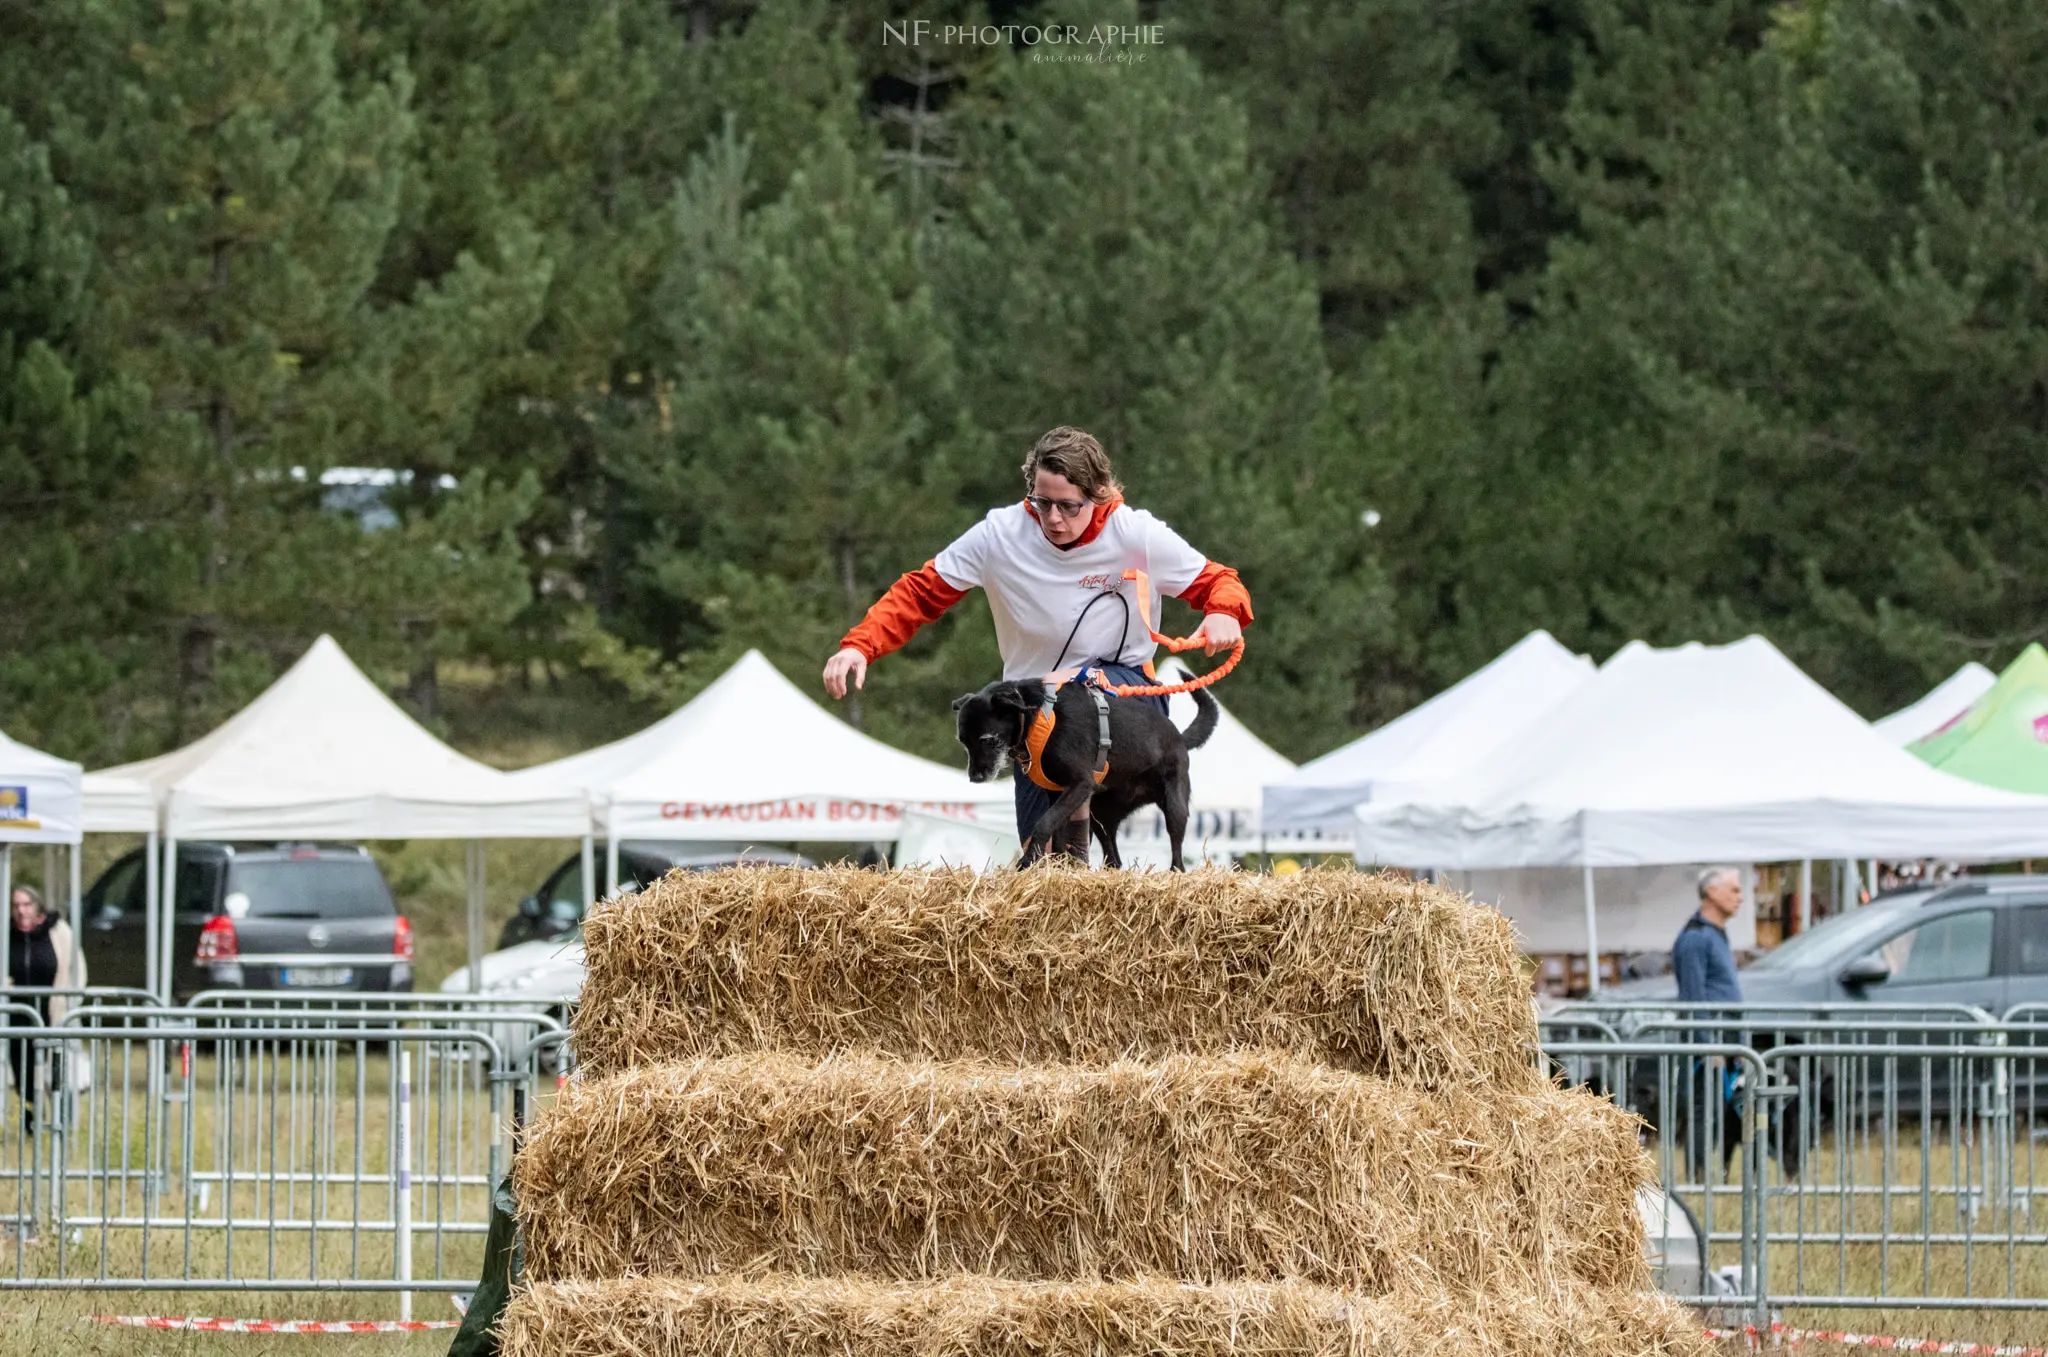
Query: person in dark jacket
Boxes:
[
  {"xmin": 7, "ymin": 884, "xmax": 63, "ymax": 1133},
  {"xmin": 1675, "ymin": 866, "xmax": 1744, "ymax": 1181},
  {"xmin": 1674, "ymin": 867, "xmax": 1744, "ymax": 1004}
]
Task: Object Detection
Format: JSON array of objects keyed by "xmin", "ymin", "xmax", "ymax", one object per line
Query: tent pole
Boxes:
[
  {"xmin": 579, "ymin": 835, "xmax": 595, "ymax": 914},
  {"xmin": 143, "ymin": 829, "xmax": 159, "ymax": 1005},
  {"xmin": 1867, "ymin": 859, "xmax": 1878, "ymax": 901},
  {"xmin": 159, "ymin": 837, "xmax": 179, "ymax": 1003},
  {"xmin": 605, "ymin": 835, "xmax": 620, "ymax": 899},
  {"xmin": 1582, "ymin": 864, "xmax": 1600, "ymax": 997},
  {"xmin": 0, "ymin": 845, "xmax": 10, "ymax": 942},
  {"xmin": 42, "ymin": 844, "xmax": 54, "ymax": 915},
  {"xmin": 1797, "ymin": 859, "xmax": 1813, "ymax": 935},
  {"xmin": 69, "ymin": 842, "xmax": 83, "ymax": 985},
  {"xmin": 465, "ymin": 841, "xmax": 485, "ymax": 999}
]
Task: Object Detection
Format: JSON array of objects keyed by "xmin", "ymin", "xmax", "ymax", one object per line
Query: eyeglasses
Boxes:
[{"xmin": 1026, "ymin": 494, "xmax": 1090, "ymax": 518}]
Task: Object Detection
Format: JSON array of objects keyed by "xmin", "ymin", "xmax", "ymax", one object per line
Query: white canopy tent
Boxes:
[
  {"xmin": 1354, "ymin": 636, "xmax": 2048, "ymax": 988},
  {"xmin": 0, "ymin": 730, "xmax": 87, "ymax": 982},
  {"xmin": 101, "ymin": 636, "xmax": 588, "ymax": 841},
  {"xmin": 506, "ymin": 649, "xmax": 1010, "ymax": 893},
  {"xmin": 95, "ymin": 635, "xmax": 593, "ymax": 998},
  {"xmin": 82, "ymin": 772, "xmax": 156, "ymax": 834},
  {"xmin": 1261, "ymin": 631, "xmax": 1595, "ymax": 836},
  {"xmin": 1353, "ymin": 636, "xmax": 2048, "ymax": 868},
  {"xmin": 0, "ymin": 730, "xmax": 83, "ymax": 847},
  {"xmin": 1872, "ymin": 662, "xmax": 1997, "ymax": 745},
  {"xmin": 1436, "ymin": 864, "xmax": 1756, "ymax": 965},
  {"xmin": 1113, "ymin": 658, "xmax": 1346, "ymax": 866}
]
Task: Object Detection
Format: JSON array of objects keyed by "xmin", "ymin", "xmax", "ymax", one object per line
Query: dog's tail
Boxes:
[{"xmin": 1180, "ymin": 686, "xmax": 1220, "ymax": 750}]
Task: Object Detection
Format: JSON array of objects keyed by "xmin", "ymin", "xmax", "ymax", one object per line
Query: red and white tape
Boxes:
[
  {"xmin": 92, "ymin": 1315, "xmax": 460, "ymax": 1334},
  {"xmin": 1710, "ymin": 1322, "xmax": 2048, "ymax": 1355},
  {"xmin": 74, "ymin": 1315, "xmax": 2048, "ymax": 1349}
]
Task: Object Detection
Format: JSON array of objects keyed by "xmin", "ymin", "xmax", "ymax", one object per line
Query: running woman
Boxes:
[{"xmin": 823, "ymin": 426, "xmax": 1252, "ymax": 863}]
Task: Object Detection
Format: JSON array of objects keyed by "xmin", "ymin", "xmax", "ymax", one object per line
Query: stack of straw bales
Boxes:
[{"xmin": 501, "ymin": 866, "xmax": 1708, "ymax": 1357}]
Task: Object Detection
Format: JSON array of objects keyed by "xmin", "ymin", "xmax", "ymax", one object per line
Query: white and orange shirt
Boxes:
[{"xmin": 841, "ymin": 496, "xmax": 1253, "ymax": 680}]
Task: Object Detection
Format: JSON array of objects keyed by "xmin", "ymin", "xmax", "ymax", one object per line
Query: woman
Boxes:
[
  {"xmin": 7, "ymin": 883, "xmax": 82, "ymax": 1132},
  {"xmin": 824, "ymin": 426, "xmax": 1252, "ymax": 863}
]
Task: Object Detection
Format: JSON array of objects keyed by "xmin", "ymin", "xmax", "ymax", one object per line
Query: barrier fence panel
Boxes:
[
  {"xmin": 1542, "ymin": 1038, "xmax": 1768, "ymax": 1330},
  {"xmin": 0, "ymin": 1013, "xmax": 547, "ymax": 1293},
  {"xmin": 1547, "ymin": 1004, "xmax": 2048, "ymax": 1317}
]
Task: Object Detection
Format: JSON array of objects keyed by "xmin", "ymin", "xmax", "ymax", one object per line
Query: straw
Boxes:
[
  {"xmin": 516, "ymin": 1050, "xmax": 1646, "ymax": 1294},
  {"xmin": 496, "ymin": 1273, "xmax": 1714, "ymax": 1357},
  {"xmin": 574, "ymin": 865, "xmax": 1538, "ymax": 1091}
]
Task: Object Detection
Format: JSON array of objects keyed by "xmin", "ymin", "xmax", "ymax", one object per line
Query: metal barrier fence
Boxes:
[
  {"xmin": 1546, "ymin": 1000, "xmax": 2048, "ymax": 1320},
  {"xmin": 7, "ymin": 986, "xmax": 2048, "ymax": 1321},
  {"xmin": 0, "ymin": 988, "xmax": 563, "ymax": 1311}
]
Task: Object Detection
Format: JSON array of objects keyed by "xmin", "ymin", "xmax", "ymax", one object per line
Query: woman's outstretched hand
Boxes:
[{"xmin": 823, "ymin": 646, "xmax": 868, "ymax": 699}]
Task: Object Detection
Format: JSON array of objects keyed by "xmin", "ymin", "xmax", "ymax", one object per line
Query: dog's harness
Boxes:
[
  {"xmin": 1020, "ymin": 674, "xmax": 1112, "ymax": 793},
  {"xmin": 1010, "ymin": 567, "xmax": 1245, "ymax": 797}
]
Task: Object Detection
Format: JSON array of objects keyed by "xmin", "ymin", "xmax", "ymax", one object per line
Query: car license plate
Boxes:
[{"xmin": 282, "ymin": 967, "xmax": 354, "ymax": 987}]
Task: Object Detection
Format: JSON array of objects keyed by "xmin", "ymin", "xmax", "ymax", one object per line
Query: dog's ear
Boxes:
[
  {"xmin": 992, "ymin": 682, "xmax": 1037, "ymax": 714},
  {"xmin": 951, "ymin": 693, "xmax": 974, "ymax": 712}
]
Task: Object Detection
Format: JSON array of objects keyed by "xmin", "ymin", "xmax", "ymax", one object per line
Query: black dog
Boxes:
[{"xmin": 953, "ymin": 677, "xmax": 1219, "ymax": 869}]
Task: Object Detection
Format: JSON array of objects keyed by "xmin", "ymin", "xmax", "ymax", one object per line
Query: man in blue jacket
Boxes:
[
  {"xmin": 1675, "ymin": 867, "xmax": 1744, "ymax": 1004},
  {"xmin": 1674, "ymin": 866, "xmax": 1744, "ymax": 1181}
]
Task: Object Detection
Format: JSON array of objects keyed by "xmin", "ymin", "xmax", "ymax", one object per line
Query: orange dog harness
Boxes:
[
  {"xmin": 1021, "ymin": 683, "xmax": 1112, "ymax": 792},
  {"xmin": 1019, "ymin": 568, "xmax": 1244, "ymax": 791}
]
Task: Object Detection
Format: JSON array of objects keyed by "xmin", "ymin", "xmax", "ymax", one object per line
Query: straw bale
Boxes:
[
  {"xmin": 496, "ymin": 1274, "xmax": 1714, "ymax": 1357},
  {"xmin": 515, "ymin": 1051, "xmax": 1647, "ymax": 1294},
  {"xmin": 573, "ymin": 865, "xmax": 1537, "ymax": 1090}
]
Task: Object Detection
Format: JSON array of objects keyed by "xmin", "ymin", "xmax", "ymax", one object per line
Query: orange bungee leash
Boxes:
[{"xmin": 1082, "ymin": 569, "xmax": 1245, "ymax": 698}]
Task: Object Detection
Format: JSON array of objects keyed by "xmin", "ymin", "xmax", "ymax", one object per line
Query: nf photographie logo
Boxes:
[{"xmin": 882, "ymin": 20, "xmax": 1165, "ymax": 63}]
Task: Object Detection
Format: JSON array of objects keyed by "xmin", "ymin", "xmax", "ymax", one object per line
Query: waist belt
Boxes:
[{"xmin": 1022, "ymin": 679, "xmax": 1111, "ymax": 793}]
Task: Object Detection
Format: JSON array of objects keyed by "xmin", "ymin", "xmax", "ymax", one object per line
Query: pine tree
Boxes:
[
  {"xmin": 1163, "ymin": 0, "xmax": 1498, "ymax": 364},
  {"xmin": 0, "ymin": 110, "xmax": 152, "ymax": 759},
  {"xmin": 335, "ymin": 0, "xmax": 883, "ymax": 692},
  {"xmin": 931, "ymin": 0, "xmax": 1393, "ymax": 756},
  {"xmin": 612, "ymin": 119, "xmax": 992, "ymax": 754},
  {"xmin": 13, "ymin": 0, "xmax": 545, "ymax": 747},
  {"xmin": 1369, "ymin": 0, "xmax": 2048, "ymax": 712}
]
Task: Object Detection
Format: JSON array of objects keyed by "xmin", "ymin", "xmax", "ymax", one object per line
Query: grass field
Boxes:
[
  {"xmin": 0, "ymin": 1043, "xmax": 490, "ymax": 1356},
  {"xmin": 1686, "ymin": 1118, "xmax": 2048, "ymax": 1351}
]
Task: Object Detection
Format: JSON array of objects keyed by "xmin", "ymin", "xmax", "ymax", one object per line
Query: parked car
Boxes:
[
  {"xmin": 83, "ymin": 842, "xmax": 414, "ymax": 1001},
  {"xmin": 1594, "ymin": 875, "xmax": 2048, "ymax": 1126},
  {"xmin": 496, "ymin": 840, "xmax": 811, "ymax": 948},
  {"xmin": 1603, "ymin": 875, "xmax": 2048, "ymax": 1015},
  {"xmin": 450, "ymin": 843, "xmax": 812, "ymax": 1067}
]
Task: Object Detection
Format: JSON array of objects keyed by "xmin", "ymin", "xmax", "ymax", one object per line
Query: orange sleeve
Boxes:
[
  {"xmin": 840, "ymin": 561, "xmax": 970, "ymax": 662},
  {"xmin": 1174, "ymin": 561, "xmax": 1254, "ymax": 626}
]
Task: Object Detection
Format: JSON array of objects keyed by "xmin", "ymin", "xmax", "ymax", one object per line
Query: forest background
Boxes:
[{"xmin": 4, "ymin": 0, "xmax": 2043, "ymax": 771}]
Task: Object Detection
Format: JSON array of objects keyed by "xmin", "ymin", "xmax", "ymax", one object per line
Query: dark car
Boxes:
[
  {"xmin": 84, "ymin": 842, "xmax": 414, "ymax": 1000},
  {"xmin": 499, "ymin": 840, "xmax": 812, "ymax": 948}
]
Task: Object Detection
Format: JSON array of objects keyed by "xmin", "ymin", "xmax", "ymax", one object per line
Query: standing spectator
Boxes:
[
  {"xmin": 6, "ymin": 884, "xmax": 82, "ymax": 1136},
  {"xmin": 1674, "ymin": 867, "xmax": 1743, "ymax": 1181},
  {"xmin": 1674, "ymin": 867, "xmax": 1743, "ymax": 1005}
]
